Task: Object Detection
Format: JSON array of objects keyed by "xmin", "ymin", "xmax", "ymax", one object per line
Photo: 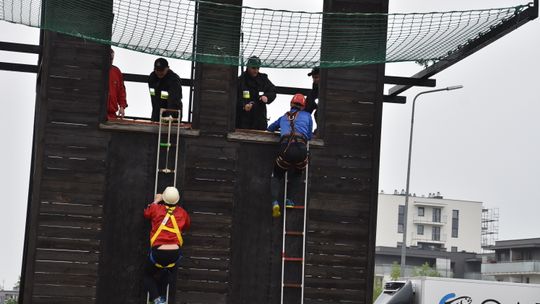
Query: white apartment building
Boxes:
[{"xmin": 376, "ymin": 192, "xmax": 483, "ymax": 253}]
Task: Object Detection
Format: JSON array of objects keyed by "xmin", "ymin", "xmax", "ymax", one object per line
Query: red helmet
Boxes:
[{"xmin": 290, "ymin": 93, "xmax": 306, "ymax": 109}]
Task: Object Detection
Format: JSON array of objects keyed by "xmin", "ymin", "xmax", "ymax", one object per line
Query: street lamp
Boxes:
[{"xmin": 399, "ymin": 85, "xmax": 463, "ymax": 277}]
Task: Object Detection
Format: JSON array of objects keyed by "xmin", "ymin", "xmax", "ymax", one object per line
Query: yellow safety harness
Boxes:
[
  {"xmin": 149, "ymin": 206, "xmax": 184, "ymax": 269},
  {"xmin": 150, "ymin": 206, "xmax": 183, "ymax": 247}
]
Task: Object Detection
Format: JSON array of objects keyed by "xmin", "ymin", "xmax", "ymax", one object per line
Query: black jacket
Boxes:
[
  {"xmin": 305, "ymin": 83, "xmax": 318, "ymax": 114},
  {"xmin": 148, "ymin": 70, "xmax": 183, "ymax": 121},
  {"xmin": 237, "ymin": 72, "xmax": 277, "ymax": 130}
]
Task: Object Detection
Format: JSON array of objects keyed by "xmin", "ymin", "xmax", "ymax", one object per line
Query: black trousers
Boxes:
[
  {"xmin": 151, "ymin": 99, "xmax": 182, "ymax": 122},
  {"xmin": 143, "ymin": 247, "xmax": 182, "ymax": 301},
  {"xmin": 271, "ymin": 142, "xmax": 308, "ymax": 203}
]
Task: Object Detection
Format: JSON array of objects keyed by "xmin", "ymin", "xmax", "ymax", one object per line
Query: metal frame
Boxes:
[{"xmin": 389, "ymin": 0, "xmax": 538, "ymax": 97}]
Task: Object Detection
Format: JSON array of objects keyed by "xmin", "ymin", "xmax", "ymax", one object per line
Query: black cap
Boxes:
[
  {"xmin": 247, "ymin": 56, "xmax": 261, "ymax": 68},
  {"xmin": 307, "ymin": 67, "xmax": 319, "ymax": 76},
  {"xmin": 154, "ymin": 58, "xmax": 169, "ymax": 70}
]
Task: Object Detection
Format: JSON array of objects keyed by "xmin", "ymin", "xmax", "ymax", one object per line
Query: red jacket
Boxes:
[
  {"xmin": 107, "ymin": 65, "xmax": 127, "ymax": 119},
  {"xmin": 144, "ymin": 203, "xmax": 190, "ymax": 247}
]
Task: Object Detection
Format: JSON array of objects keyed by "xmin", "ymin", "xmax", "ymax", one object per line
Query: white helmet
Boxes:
[{"xmin": 162, "ymin": 186, "xmax": 180, "ymax": 205}]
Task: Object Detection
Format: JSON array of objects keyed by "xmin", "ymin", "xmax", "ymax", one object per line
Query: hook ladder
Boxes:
[{"xmin": 280, "ymin": 143, "xmax": 309, "ymax": 304}]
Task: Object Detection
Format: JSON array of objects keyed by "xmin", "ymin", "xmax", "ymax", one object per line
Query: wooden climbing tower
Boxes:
[{"xmin": 20, "ymin": 0, "xmax": 387, "ymax": 303}]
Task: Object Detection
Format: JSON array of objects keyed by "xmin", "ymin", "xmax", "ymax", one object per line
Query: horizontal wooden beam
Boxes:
[
  {"xmin": 99, "ymin": 120, "xmax": 199, "ymax": 136},
  {"xmin": 275, "ymin": 86, "xmax": 310, "ymax": 96},
  {"xmin": 0, "ymin": 62, "xmax": 38, "ymax": 73},
  {"xmin": 123, "ymin": 73, "xmax": 193, "ymax": 86},
  {"xmin": 0, "ymin": 41, "xmax": 40, "ymax": 54},
  {"xmin": 0, "ymin": 63, "xmax": 405, "ymax": 103},
  {"xmin": 383, "ymin": 95, "xmax": 406, "ymax": 104},
  {"xmin": 384, "ymin": 75, "xmax": 435, "ymax": 87},
  {"xmin": 389, "ymin": 1, "xmax": 538, "ymax": 96},
  {"xmin": 123, "ymin": 74, "xmax": 404, "ymax": 103}
]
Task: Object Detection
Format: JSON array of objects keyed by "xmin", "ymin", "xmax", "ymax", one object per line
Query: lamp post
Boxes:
[{"xmin": 399, "ymin": 85, "xmax": 463, "ymax": 277}]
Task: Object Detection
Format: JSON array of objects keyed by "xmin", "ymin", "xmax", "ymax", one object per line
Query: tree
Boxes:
[
  {"xmin": 5, "ymin": 298, "xmax": 17, "ymax": 304},
  {"xmin": 390, "ymin": 261, "xmax": 401, "ymax": 280},
  {"xmin": 412, "ymin": 262, "xmax": 441, "ymax": 277},
  {"xmin": 372, "ymin": 278, "xmax": 383, "ymax": 303}
]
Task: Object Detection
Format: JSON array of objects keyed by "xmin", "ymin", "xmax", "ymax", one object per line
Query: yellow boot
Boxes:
[{"xmin": 272, "ymin": 202, "xmax": 281, "ymax": 218}]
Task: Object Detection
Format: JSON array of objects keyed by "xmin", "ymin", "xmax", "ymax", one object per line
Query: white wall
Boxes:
[{"xmin": 376, "ymin": 194, "xmax": 406, "ymax": 248}]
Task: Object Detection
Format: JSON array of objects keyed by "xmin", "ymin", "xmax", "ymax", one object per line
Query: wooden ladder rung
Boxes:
[
  {"xmin": 285, "ymin": 231, "xmax": 304, "ymax": 236},
  {"xmin": 159, "ymin": 169, "xmax": 175, "ymax": 173}
]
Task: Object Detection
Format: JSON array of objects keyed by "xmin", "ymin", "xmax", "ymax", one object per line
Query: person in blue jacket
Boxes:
[{"xmin": 267, "ymin": 94, "xmax": 313, "ymax": 217}]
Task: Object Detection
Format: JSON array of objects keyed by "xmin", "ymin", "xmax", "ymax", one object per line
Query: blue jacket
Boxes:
[{"xmin": 267, "ymin": 108, "xmax": 313, "ymax": 141}]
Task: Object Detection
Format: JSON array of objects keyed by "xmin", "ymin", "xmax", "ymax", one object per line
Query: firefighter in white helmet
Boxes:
[{"xmin": 143, "ymin": 186, "xmax": 190, "ymax": 304}]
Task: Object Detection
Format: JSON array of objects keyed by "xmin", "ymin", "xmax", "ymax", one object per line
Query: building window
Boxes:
[
  {"xmin": 432, "ymin": 226, "xmax": 441, "ymax": 241},
  {"xmin": 433, "ymin": 208, "xmax": 441, "ymax": 223},
  {"xmin": 418, "ymin": 207, "xmax": 424, "ymax": 217},
  {"xmin": 452, "ymin": 210, "xmax": 459, "ymax": 238},
  {"xmin": 417, "ymin": 225, "xmax": 424, "ymax": 235},
  {"xmin": 398, "ymin": 205, "xmax": 405, "ymax": 233},
  {"xmin": 451, "ymin": 246, "xmax": 458, "ymax": 252}
]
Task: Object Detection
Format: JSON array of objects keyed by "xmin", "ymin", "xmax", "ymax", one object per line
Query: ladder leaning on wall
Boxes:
[{"xmin": 280, "ymin": 143, "xmax": 310, "ymax": 304}]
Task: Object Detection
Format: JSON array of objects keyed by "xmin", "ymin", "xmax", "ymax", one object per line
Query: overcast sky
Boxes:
[{"xmin": 1, "ymin": 0, "xmax": 538, "ymax": 290}]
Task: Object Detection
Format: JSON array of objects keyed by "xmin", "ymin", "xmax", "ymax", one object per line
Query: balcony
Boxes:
[
  {"xmin": 412, "ymin": 233, "xmax": 447, "ymax": 244},
  {"xmin": 412, "ymin": 215, "xmax": 447, "ymax": 225},
  {"xmin": 482, "ymin": 260, "xmax": 540, "ymax": 275}
]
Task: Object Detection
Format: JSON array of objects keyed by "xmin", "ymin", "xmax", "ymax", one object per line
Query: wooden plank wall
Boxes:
[
  {"xmin": 20, "ymin": 31, "xmax": 111, "ymax": 304},
  {"xmin": 95, "ymin": 132, "xmax": 157, "ymax": 303}
]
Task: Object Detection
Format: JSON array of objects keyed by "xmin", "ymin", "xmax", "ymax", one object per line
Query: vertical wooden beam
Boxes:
[
  {"xmin": 192, "ymin": 0, "xmax": 243, "ymax": 134},
  {"xmin": 20, "ymin": 0, "xmax": 113, "ymax": 303},
  {"xmin": 19, "ymin": 29, "xmax": 51, "ymax": 304},
  {"xmin": 304, "ymin": 1, "xmax": 389, "ymax": 303}
]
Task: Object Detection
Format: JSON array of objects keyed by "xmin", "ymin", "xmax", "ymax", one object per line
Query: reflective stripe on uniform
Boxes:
[
  {"xmin": 160, "ymin": 91, "xmax": 169, "ymax": 99},
  {"xmin": 149, "ymin": 88, "xmax": 155, "ymax": 96}
]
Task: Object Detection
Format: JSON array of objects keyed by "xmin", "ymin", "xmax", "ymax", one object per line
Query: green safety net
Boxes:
[{"xmin": 0, "ymin": 0, "xmax": 533, "ymax": 68}]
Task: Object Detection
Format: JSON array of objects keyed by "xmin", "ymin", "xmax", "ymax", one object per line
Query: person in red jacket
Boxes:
[
  {"xmin": 107, "ymin": 49, "xmax": 127, "ymax": 120},
  {"xmin": 143, "ymin": 187, "xmax": 190, "ymax": 304}
]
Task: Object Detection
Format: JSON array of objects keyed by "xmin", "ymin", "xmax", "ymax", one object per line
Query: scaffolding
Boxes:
[{"xmin": 481, "ymin": 208, "xmax": 499, "ymax": 252}]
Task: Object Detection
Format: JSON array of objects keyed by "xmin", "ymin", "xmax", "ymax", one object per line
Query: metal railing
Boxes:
[
  {"xmin": 412, "ymin": 214, "xmax": 447, "ymax": 225},
  {"xmin": 482, "ymin": 260, "xmax": 540, "ymax": 274}
]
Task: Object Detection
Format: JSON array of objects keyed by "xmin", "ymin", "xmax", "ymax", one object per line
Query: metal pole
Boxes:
[
  {"xmin": 280, "ymin": 172, "xmax": 288, "ymax": 304},
  {"xmin": 399, "ymin": 86, "xmax": 463, "ymax": 277},
  {"xmin": 300, "ymin": 142, "xmax": 310, "ymax": 304}
]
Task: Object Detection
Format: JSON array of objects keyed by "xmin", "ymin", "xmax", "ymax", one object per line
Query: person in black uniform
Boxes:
[
  {"xmin": 148, "ymin": 58, "xmax": 183, "ymax": 122},
  {"xmin": 236, "ymin": 56, "xmax": 277, "ymax": 130},
  {"xmin": 304, "ymin": 67, "xmax": 319, "ymax": 121}
]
